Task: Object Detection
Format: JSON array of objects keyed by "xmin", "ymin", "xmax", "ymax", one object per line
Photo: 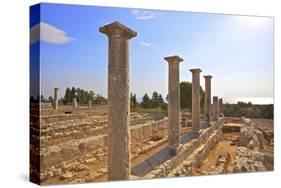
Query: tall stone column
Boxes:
[
  {"xmin": 219, "ymin": 98, "xmax": 223, "ymax": 117},
  {"xmin": 73, "ymin": 97, "xmax": 77, "ymax": 109},
  {"xmin": 99, "ymin": 22, "xmax": 137, "ymax": 180},
  {"xmin": 213, "ymin": 96, "xmax": 219, "ymax": 121},
  {"xmin": 190, "ymin": 69, "xmax": 202, "ymax": 135},
  {"xmin": 88, "ymin": 100, "xmax": 92, "ymax": 108},
  {"xmin": 53, "ymin": 88, "xmax": 59, "ymax": 110},
  {"xmin": 203, "ymin": 76, "xmax": 212, "ymax": 125},
  {"xmin": 164, "ymin": 55, "xmax": 183, "ymax": 153}
]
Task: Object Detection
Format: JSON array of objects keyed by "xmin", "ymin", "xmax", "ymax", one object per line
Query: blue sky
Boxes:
[{"xmin": 30, "ymin": 3, "xmax": 274, "ymax": 104}]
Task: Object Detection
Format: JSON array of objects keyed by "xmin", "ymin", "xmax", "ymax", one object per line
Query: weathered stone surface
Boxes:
[
  {"xmin": 100, "ymin": 21, "xmax": 137, "ymax": 180},
  {"xmin": 73, "ymin": 98, "xmax": 77, "ymax": 109},
  {"xmin": 239, "ymin": 122, "xmax": 265, "ymax": 151},
  {"xmin": 233, "ymin": 147, "xmax": 267, "ymax": 173},
  {"xmin": 213, "ymin": 96, "xmax": 219, "ymax": 121},
  {"xmin": 222, "ymin": 123, "xmax": 241, "ymax": 133},
  {"xmin": 53, "ymin": 88, "xmax": 59, "ymax": 110},
  {"xmin": 190, "ymin": 69, "xmax": 202, "ymax": 133},
  {"xmin": 165, "ymin": 55, "xmax": 183, "ymax": 152},
  {"xmin": 143, "ymin": 119, "xmax": 224, "ymax": 178},
  {"xmin": 219, "ymin": 98, "xmax": 223, "ymax": 117},
  {"xmin": 204, "ymin": 75, "xmax": 212, "ymax": 124},
  {"xmin": 167, "ymin": 129, "xmax": 221, "ymax": 177},
  {"xmin": 59, "ymin": 172, "xmax": 73, "ymax": 180}
]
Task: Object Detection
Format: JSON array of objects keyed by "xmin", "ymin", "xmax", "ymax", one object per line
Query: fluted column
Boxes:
[
  {"xmin": 190, "ymin": 69, "xmax": 202, "ymax": 134},
  {"xmin": 164, "ymin": 55, "xmax": 183, "ymax": 153},
  {"xmin": 213, "ymin": 96, "xmax": 219, "ymax": 121},
  {"xmin": 203, "ymin": 76, "xmax": 212, "ymax": 125},
  {"xmin": 53, "ymin": 88, "xmax": 59, "ymax": 110},
  {"xmin": 99, "ymin": 22, "xmax": 137, "ymax": 180}
]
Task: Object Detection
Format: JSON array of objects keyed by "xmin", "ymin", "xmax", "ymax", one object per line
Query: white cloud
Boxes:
[
  {"xmin": 30, "ymin": 22, "xmax": 74, "ymax": 45},
  {"xmin": 140, "ymin": 41, "xmax": 151, "ymax": 47},
  {"xmin": 132, "ymin": 9, "xmax": 160, "ymax": 20}
]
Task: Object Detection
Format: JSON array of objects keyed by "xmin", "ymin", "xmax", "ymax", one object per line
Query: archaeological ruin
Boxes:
[{"xmin": 30, "ymin": 21, "xmax": 274, "ymax": 185}]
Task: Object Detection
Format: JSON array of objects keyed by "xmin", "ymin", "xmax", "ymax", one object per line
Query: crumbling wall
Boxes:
[
  {"xmin": 143, "ymin": 118, "xmax": 224, "ymax": 179},
  {"xmin": 39, "ymin": 113, "xmax": 169, "ymax": 181},
  {"xmin": 233, "ymin": 117, "xmax": 273, "ymax": 172}
]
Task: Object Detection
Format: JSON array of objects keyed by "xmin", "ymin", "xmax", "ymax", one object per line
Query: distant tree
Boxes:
[
  {"xmin": 40, "ymin": 95, "xmax": 46, "ymax": 102},
  {"xmin": 150, "ymin": 91, "xmax": 166, "ymax": 108},
  {"xmin": 130, "ymin": 92, "xmax": 137, "ymax": 108},
  {"xmin": 151, "ymin": 91, "xmax": 159, "ymax": 108},
  {"xmin": 48, "ymin": 96, "xmax": 53, "ymax": 103},
  {"xmin": 180, "ymin": 82, "xmax": 192, "ymax": 109},
  {"xmin": 95, "ymin": 94, "xmax": 107, "ymax": 105},
  {"xmin": 141, "ymin": 93, "xmax": 151, "ymax": 108},
  {"xmin": 88, "ymin": 91, "xmax": 95, "ymax": 101},
  {"xmin": 158, "ymin": 94, "xmax": 164, "ymax": 105},
  {"xmin": 63, "ymin": 86, "xmax": 107, "ymax": 106},
  {"xmin": 180, "ymin": 81, "xmax": 205, "ymax": 110},
  {"xmin": 64, "ymin": 87, "xmax": 72, "ymax": 104},
  {"xmin": 70, "ymin": 87, "xmax": 77, "ymax": 101}
]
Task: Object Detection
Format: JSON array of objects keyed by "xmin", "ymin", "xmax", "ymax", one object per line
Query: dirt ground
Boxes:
[{"xmin": 193, "ymin": 132, "xmax": 240, "ymax": 175}]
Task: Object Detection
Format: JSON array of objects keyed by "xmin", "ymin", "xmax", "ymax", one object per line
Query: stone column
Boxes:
[
  {"xmin": 219, "ymin": 98, "xmax": 223, "ymax": 117},
  {"xmin": 88, "ymin": 100, "xmax": 92, "ymax": 108},
  {"xmin": 164, "ymin": 55, "xmax": 183, "ymax": 153},
  {"xmin": 213, "ymin": 96, "xmax": 219, "ymax": 121},
  {"xmin": 203, "ymin": 76, "xmax": 212, "ymax": 125},
  {"xmin": 99, "ymin": 22, "xmax": 137, "ymax": 180},
  {"xmin": 53, "ymin": 88, "xmax": 59, "ymax": 110},
  {"xmin": 190, "ymin": 69, "xmax": 202, "ymax": 135},
  {"xmin": 73, "ymin": 97, "xmax": 77, "ymax": 109}
]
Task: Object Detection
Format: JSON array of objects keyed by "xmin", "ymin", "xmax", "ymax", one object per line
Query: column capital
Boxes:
[
  {"xmin": 190, "ymin": 68, "xmax": 202, "ymax": 73},
  {"xmin": 99, "ymin": 21, "xmax": 137, "ymax": 39},
  {"xmin": 203, "ymin": 75, "xmax": 212, "ymax": 79},
  {"xmin": 213, "ymin": 96, "xmax": 218, "ymax": 100},
  {"xmin": 54, "ymin": 87, "xmax": 59, "ymax": 91},
  {"xmin": 164, "ymin": 55, "xmax": 183, "ymax": 63}
]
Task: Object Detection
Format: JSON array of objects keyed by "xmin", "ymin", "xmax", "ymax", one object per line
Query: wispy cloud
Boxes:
[
  {"xmin": 30, "ymin": 22, "xmax": 74, "ymax": 45},
  {"xmin": 140, "ymin": 41, "xmax": 151, "ymax": 47},
  {"xmin": 132, "ymin": 9, "xmax": 160, "ymax": 20}
]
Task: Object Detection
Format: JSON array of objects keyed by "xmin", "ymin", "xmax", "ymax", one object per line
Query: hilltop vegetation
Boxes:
[{"xmin": 224, "ymin": 102, "xmax": 273, "ymax": 119}]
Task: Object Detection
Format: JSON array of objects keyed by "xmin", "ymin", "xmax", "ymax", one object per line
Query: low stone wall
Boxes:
[
  {"xmin": 40, "ymin": 117, "xmax": 169, "ymax": 178},
  {"xmin": 130, "ymin": 118, "xmax": 168, "ymax": 144},
  {"xmin": 143, "ymin": 118, "xmax": 224, "ymax": 179},
  {"xmin": 167, "ymin": 130, "xmax": 221, "ymax": 176},
  {"xmin": 223, "ymin": 117, "xmax": 242, "ymax": 124}
]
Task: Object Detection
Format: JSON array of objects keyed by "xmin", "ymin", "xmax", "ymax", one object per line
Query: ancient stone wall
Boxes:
[
  {"xmin": 143, "ymin": 118, "xmax": 224, "ymax": 179},
  {"xmin": 39, "ymin": 110, "xmax": 169, "ymax": 181}
]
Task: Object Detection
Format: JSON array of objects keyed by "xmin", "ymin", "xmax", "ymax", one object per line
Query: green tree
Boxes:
[
  {"xmin": 70, "ymin": 87, "xmax": 77, "ymax": 101},
  {"xmin": 64, "ymin": 87, "xmax": 72, "ymax": 104},
  {"xmin": 130, "ymin": 92, "xmax": 137, "ymax": 108},
  {"xmin": 180, "ymin": 81, "xmax": 205, "ymax": 110},
  {"xmin": 141, "ymin": 93, "xmax": 151, "ymax": 108},
  {"xmin": 180, "ymin": 81, "xmax": 192, "ymax": 109},
  {"xmin": 151, "ymin": 91, "xmax": 159, "ymax": 108},
  {"xmin": 95, "ymin": 94, "xmax": 107, "ymax": 105},
  {"xmin": 48, "ymin": 96, "xmax": 53, "ymax": 103}
]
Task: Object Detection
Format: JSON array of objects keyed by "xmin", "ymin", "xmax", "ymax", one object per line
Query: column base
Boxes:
[{"xmin": 168, "ymin": 145, "xmax": 181, "ymax": 156}]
